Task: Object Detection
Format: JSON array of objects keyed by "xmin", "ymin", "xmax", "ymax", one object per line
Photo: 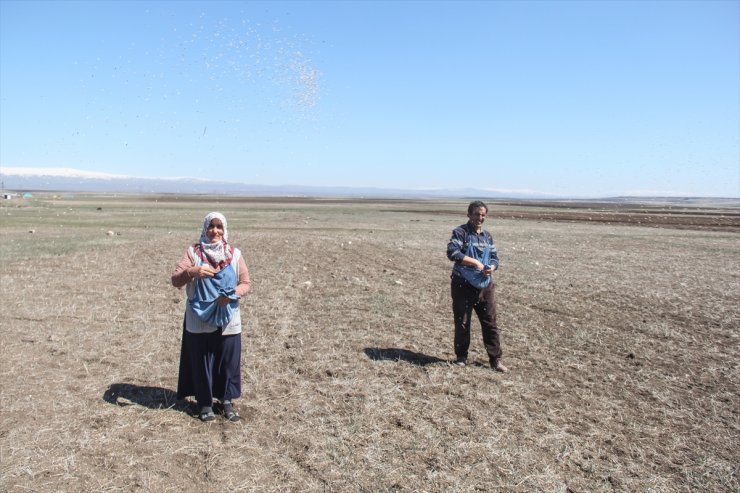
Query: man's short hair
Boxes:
[{"xmin": 467, "ymin": 200, "xmax": 488, "ymax": 215}]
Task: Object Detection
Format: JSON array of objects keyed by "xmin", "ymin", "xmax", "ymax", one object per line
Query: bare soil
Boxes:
[{"xmin": 1, "ymin": 195, "xmax": 737, "ymax": 492}]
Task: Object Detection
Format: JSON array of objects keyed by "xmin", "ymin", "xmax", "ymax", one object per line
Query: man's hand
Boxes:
[{"xmin": 462, "ymin": 256, "xmax": 486, "ymax": 271}]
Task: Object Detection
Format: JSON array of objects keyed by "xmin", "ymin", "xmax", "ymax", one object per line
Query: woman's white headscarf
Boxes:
[{"xmin": 198, "ymin": 211, "xmax": 232, "ymax": 266}]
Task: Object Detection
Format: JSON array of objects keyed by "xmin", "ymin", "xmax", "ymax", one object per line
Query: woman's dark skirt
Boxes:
[{"xmin": 176, "ymin": 321, "xmax": 242, "ymax": 407}]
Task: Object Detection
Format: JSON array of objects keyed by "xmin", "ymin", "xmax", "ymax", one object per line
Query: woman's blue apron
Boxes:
[{"xmin": 188, "ymin": 263, "xmax": 240, "ymax": 328}]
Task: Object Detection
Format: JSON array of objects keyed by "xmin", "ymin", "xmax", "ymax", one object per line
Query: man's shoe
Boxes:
[
  {"xmin": 491, "ymin": 360, "xmax": 509, "ymax": 373},
  {"xmin": 454, "ymin": 357, "xmax": 467, "ymax": 367}
]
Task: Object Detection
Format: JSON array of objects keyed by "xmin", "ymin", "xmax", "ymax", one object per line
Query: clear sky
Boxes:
[{"xmin": 1, "ymin": 0, "xmax": 738, "ymax": 197}]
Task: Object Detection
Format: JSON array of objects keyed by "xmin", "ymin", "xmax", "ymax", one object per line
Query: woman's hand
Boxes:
[{"xmin": 188, "ymin": 265, "xmax": 217, "ymax": 279}]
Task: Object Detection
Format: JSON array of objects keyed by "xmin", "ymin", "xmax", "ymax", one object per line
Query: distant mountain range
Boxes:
[
  {"xmin": 0, "ymin": 167, "xmax": 558, "ymax": 199},
  {"xmin": 2, "ymin": 167, "xmax": 738, "ymax": 204}
]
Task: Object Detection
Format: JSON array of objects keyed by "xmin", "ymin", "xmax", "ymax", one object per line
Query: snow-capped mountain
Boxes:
[{"xmin": 0, "ymin": 167, "xmax": 557, "ymax": 199}]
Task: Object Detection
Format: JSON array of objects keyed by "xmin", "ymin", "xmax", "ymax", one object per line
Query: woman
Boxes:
[{"xmin": 171, "ymin": 212, "xmax": 251, "ymax": 421}]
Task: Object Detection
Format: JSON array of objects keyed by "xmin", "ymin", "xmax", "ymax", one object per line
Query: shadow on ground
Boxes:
[
  {"xmin": 364, "ymin": 347, "xmax": 448, "ymax": 366},
  {"xmin": 103, "ymin": 383, "xmax": 190, "ymax": 413}
]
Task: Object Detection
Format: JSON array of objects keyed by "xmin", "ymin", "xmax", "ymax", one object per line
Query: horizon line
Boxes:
[{"xmin": 1, "ymin": 166, "xmax": 738, "ymax": 200}]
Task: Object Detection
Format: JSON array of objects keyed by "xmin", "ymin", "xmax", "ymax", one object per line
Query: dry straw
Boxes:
[{"xmin": 1, "ymin": 196, "xmax": 738, "ymax": 492}]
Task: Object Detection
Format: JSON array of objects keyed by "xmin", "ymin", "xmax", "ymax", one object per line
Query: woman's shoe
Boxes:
[
  {"xmin": 222, "ymin": 401, "xmax": 241, "ymax": 422},
  {"xmin": 199, "ymin": 406, "xmax": 216, "ymax": 422}
]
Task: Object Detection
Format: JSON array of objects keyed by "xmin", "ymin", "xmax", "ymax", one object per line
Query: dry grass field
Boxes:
[{"xmin": 1, "ymin": 195, "xmax": 738, "ymax": 492}]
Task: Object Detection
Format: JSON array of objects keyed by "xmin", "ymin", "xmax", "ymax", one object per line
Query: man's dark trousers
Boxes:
[{"xmin": 451, "ymin": 276, "xmax": 502, "ymax": 364}]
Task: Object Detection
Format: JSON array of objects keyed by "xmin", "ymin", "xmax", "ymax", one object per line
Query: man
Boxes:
[{"xmin": 446, "ymin": 200, "xmax": 508, "ymax": 372}]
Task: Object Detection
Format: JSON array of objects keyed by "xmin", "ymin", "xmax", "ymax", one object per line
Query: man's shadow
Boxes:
[
  {"xmin": 103, "ymin": 383, "xmax": 190, "ymax": 413},
  {"xmin": 364, "ymin": 347, "xmax": 448, "ymax": 367}
]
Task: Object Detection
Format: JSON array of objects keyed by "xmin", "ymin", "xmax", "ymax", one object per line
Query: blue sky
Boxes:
[{"xmin": 1, "ymin": 0, "xmax": 738, "ymax": 197}]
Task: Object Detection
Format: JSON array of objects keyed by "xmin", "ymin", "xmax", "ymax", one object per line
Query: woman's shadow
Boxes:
[
  {"xmin": 364, "ymin": 347, "xmax": 448, "ymax": 366},
  {"xmin": 103, "ymin": 383, "xmax": 190, "ymax": 413}
]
